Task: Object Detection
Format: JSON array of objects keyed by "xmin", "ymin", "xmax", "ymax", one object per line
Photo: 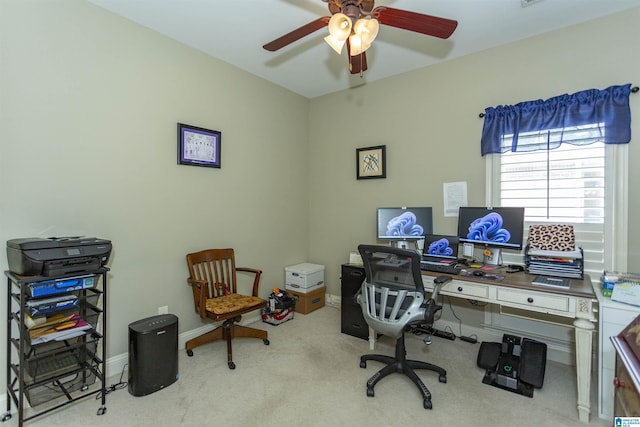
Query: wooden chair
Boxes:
[{"xmin": 185, "ymin": 248, "xmax": 269, "ymax": 369}]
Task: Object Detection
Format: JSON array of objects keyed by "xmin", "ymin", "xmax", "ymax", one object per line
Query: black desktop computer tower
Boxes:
[
  {"xmin": 128, "ymin": 314, "xmax": 179, "ymax": 397},
  {"xmin": 341, "ymin": 264, "xmax": 369, "ymax": 340}
]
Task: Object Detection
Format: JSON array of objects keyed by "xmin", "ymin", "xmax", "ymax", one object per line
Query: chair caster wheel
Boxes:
[
  {"xmin": 366, "ymin": 388, "xmax": 374, "ymax": 397},
  {"xmin": 263, "ymin": 339, "xmax": 270, "ymax": 345},
  {"xmin": 2, "ymin": 413, "xmax": 12, "ymax": 421},
  {"xmin": 360, "ymin": 361, "xmax": 366, "ymax": 369},
  {"xmin": 228, "ymin": 361, "xmax": 236, "ymax": 369},
  {"xmin": 186, "ymin": 349, "xmax": 193, "ymax": 357},
  {"xmin": 439, "ymin": 374, "xmax": 447, "ymax": 383},
  {"xmin": 423, "ymin": 399, "xmax": 432, "ymax": 410},
  {"xmin": 97, "ymin": 406, "xmax": 107, "ymax": 416}
]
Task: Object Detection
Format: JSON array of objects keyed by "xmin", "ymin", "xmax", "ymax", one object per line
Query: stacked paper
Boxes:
[
  {"xmin": 526, "ymin": 247, "xmax": 583, "ymax": 279},
  {"xmin": 28, "ymin": 313, "xmax": 92, "ymax": 344}
]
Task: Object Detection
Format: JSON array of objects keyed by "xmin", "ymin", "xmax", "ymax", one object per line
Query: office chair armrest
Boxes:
[
  {"xmin": 431, "ymin": 275, "xmax": 452, "ymax": 301},
  {"xmin": 237, "ymin": 267, "xmax": 263, "ymax": 297},
  {"xmin": 423, "ymin": 300, "xmax": 442, "ymax": 325},
  {"xmin": 423, "ymin": 276, "xmax": 453, "ymax": 325}
]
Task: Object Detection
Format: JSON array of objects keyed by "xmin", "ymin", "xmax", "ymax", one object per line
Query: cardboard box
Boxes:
[
  {"xmin": 285, "ymin": 282, "xmax": 324, "ymax": 294},
  {"xmin": 289, "ymin": 286, "xmax": 325, "ymax": 314}
]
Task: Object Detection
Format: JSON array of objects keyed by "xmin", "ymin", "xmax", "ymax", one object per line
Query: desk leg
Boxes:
[
  {"xmin": 574, "ymin": 318, "xmax": 595, "ymax": 423},
  {"xmin": 368, "ymin": 326, "xmax": 376, "ymax": 350}
]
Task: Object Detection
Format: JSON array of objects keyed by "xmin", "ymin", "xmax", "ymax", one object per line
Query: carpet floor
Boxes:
[{"xmin": 7, "ymin": 305, "xmax": 610, "ymax": 426}]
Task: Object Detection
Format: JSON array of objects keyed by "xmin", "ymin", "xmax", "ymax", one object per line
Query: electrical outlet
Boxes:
[{"xmin": 158, "ymin": 305, "xmax": 169, "ymax": 315}]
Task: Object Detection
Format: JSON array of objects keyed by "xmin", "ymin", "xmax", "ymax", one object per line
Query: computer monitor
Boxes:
[
  {"xmin": 457, "ymin": 207, "xmax": 525, "ymax": 250},
  {"xmin": 422, "ymin": 234, "xmax": 459, "ymax": 261},
  {"xmin": 377, "ymin": 207, "xmax": 433, "ymax": 241}
]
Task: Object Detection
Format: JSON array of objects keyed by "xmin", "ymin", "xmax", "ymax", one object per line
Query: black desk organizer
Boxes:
[
  {"xmin": 525, "ymin": 244, "xmax": 584, "ymax": 279},
  {"xmin": 477, "ymin": 334, "xmax": 547, "ymax": 397}
]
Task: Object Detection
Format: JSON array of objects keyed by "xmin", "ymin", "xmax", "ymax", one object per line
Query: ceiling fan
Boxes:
[{"xmin": 263, "ymin": 0, "xmax": 458, "ymax": 75}]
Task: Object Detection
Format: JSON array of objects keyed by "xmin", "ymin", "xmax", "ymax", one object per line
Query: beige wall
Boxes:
[
  {"xmin": 0, "ymin": 0, "xmax": 311, "ymax": 364},
  {"xmin": 308, "ymin": 8, "xmax": 640, "ymax": 298},
  {"xmin": 1, "ymin": 0, "xmax": 639, "ymax": 371}
]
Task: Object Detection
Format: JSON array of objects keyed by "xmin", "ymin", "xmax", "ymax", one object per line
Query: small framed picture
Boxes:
[
  {"xmin": 177, "ymin": 123, "xmax": 221, "ymax": 168},
  {"xmin": 356, "ymin": 145, "xmax": 386, "ymax": 179}
]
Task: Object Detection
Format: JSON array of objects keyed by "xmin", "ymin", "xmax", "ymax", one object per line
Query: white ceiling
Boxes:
[{"xmin": 87, "ymin": 0, "xmax": 640, "ymax": 99}]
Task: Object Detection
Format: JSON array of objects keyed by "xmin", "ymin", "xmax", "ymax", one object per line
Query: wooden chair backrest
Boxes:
[{"xmin": 186, "ymin": 248, "xmax": 238, "ymax": 299}]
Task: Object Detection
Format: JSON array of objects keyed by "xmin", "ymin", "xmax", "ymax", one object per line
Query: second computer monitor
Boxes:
[
  {"xmin": 422, "ymin": 234, "xmax": 459, "ymax": 260},
  {"xmin": 457, "ymin": 207, "xmax": 525, "ymax": 250},
  {"xmin": 376, "ymin": 207, "xmax": 433, "ymax": 241}
]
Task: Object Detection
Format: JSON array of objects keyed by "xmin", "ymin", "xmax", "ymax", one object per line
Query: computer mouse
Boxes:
[{"xmin": 473, "ymin": 270, "xmax": 486, "ymax": 277}]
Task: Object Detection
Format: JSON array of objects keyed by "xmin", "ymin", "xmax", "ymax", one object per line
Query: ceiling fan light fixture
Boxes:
[
  {"xmin": 349, "ymin": 18, "xmax": 378, "ymax": 56},
  {"xmin": 348, "ymin": 34, "xmax": 365, "ymax": 56},
  {"xmin": 324, "ymin": 34, "xmax": 347, "ymax": 54},
  {"xmin": 324, "ymin": 13, "xmax": 352, "ymax": 54},
  {"xmin": 354, "ymin": 18, "xmax": 379, "ymax": 46}
]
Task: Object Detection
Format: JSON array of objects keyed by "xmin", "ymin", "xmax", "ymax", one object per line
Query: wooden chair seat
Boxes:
[{"xmin": 205, "ymin": 294, "xmax": 265, "ymax": 317}]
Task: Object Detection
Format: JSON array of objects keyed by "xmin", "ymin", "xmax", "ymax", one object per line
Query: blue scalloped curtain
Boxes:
[{"xmin": 480, "ymin": 84, "xmax": 632, "ymax": 156}]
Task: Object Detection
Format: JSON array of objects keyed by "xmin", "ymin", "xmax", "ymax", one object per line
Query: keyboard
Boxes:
[{"xmin": 420, "ymin": 262, "xmax": 461, "ymax": 275}]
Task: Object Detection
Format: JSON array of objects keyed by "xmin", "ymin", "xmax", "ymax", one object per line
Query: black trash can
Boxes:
[{"xmin": 128, "ymin": 314, "xmax": 179, "ymax": 396}]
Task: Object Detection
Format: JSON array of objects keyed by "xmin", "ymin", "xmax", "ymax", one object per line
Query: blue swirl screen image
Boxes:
[
  {"xmin": 385, "ymin": 212, "xmax": 424, "ymax": 237},
  {"xmin": 427, "ymin": 238, "xmax": 454, "ymax": 257},
  {"xmin": 467, "ymin": 212, "xmax": 511, "ymax": 243}
]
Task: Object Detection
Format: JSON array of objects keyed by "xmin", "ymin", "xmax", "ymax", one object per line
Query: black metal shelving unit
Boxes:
[{"xmin": 3, "ymin": 268, "xmax": 108, "ymax": 426}]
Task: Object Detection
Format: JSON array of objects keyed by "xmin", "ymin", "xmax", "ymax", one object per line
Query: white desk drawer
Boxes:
[
  {"xmin": 444, "ymin": 281, "xmax": 490, "ymax": 299},
  {"xmin": 602, "ymin": 306, "xmax": 639, "ymax": 327},
  {"xmin": 496, "ymin": 288, "xmax": 570, "ymax": 312}
]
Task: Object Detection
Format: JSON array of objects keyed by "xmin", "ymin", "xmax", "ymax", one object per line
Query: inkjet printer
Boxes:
[{"xmin": 6, "ymin": 237, "xmax": 112, "ymax": 277}]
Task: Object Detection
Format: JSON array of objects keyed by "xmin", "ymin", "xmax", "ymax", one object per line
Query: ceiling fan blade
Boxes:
[
  {"xmin": 263, "ymin": 16, "xmax": 331, "ymax": 51},
  {"xmin": 373, "ymin": 6, "xmax": 458, "ymax": 39},
  {"xmin": 347, "ymin": 39, "xmax": 368, "ymax": 75}
]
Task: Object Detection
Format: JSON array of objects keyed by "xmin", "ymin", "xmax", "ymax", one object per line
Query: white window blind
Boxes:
[{"xmin": 487, "ymin": 124, "xmax": 628, "ymax": 279}]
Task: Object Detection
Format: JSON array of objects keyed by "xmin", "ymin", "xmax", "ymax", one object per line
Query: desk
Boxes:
[{"xmin": 367, "ymin": 270, "xmax": 597, "ymax": 423}]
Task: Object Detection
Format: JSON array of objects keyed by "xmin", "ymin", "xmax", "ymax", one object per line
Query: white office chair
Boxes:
[{"xmin": 357, "ymin": 244, "xmax": 452, "ymax": 409}]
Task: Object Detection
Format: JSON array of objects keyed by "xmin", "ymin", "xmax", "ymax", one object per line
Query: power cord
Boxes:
[
  {"xmin": 96, "ymin": 363, "xmax": 128, "ymax": 399},
  {"xmin": 445, "ymin": 296, "xmax": 478, "ymax": 344}
]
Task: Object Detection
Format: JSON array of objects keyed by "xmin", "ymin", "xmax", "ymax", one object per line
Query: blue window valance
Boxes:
[{"xmin": 480, "ymin": 84, "xmax": 632, "ymax": 156}]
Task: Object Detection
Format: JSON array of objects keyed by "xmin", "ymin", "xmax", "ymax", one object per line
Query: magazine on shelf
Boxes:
[{"xmin": 527, "ymin": 248, "xmax": 583, "ymax": 259}]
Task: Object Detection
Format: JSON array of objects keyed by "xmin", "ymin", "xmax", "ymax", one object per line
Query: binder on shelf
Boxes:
[
  {"xmin": 27, "ymin": 274, "xmax": 96, "ymax": 297},
  {"xmin": 26, "ymin": 293, "xmax": 78, "ymax": 317}
]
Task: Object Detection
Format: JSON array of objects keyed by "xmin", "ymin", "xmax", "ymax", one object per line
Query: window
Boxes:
[
  {"xmin": 481, "ymin": 84, "xmax": 632, "ymax": 278},
  {"xmin": 487, "ymin": 127, "xmax": 628, "ymax": 278}
]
